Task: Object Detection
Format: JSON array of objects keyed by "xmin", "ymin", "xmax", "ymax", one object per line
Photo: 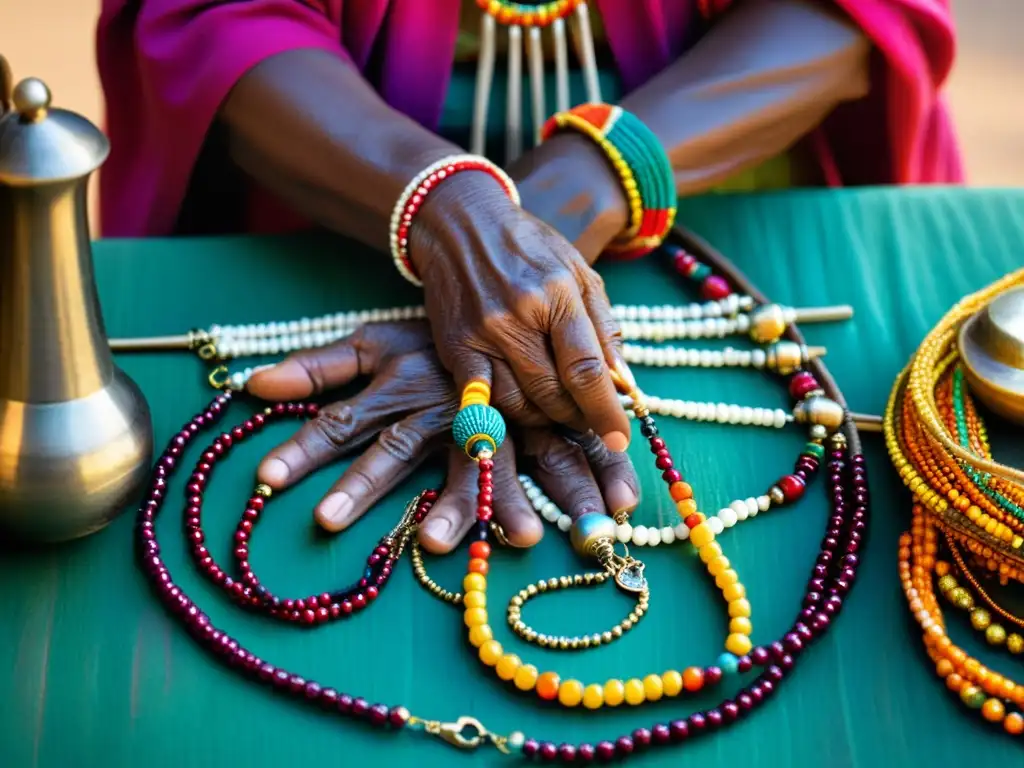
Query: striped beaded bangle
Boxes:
[
  {"xmin": 388, "ymin": 154, "xmax": 520, "ymax": 287},
  {"xmin": 541, "ymin": 104, "xmax": 676, "ymax": 260}
]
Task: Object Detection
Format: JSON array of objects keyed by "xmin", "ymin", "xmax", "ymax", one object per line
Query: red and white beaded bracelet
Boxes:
[{"xmin": 388, "ymin": 154, "xmax": 521, "ymax": 287}]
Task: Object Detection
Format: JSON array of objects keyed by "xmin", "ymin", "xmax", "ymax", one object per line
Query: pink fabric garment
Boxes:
[{"xmin": 95, "ymin": 0, "xmax": 962, "ymax": 238}]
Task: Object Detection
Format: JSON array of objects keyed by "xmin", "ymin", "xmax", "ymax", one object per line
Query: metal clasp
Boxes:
[
  {"xmin": 411, "ymin": 715, "xmax": 511, "ymax": 754},
  {"xmin": 207, "ymin": 365, "xmax": 243, "ymax": 392}
]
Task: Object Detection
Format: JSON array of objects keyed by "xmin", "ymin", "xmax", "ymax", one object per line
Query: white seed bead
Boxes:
[
  {"xmin": 616, "ymin": 523, "xmax": 633, "ymax": 543},
  {"xmin": 556, "ymin": 515, "xmax": 572, "ymax": 532},
  {"xmin": 718, "ymin": 506, "xmax": 738, "ymax": 527},
  {"xmin": 674, "ymin": 523, "xmax": 690, "ymax": 540},
  {"xmin": 757, "ymin": 495, "xmax": 771, "ymax": 512},
  {"xmin": 707, "ymin": 516, "xmax": 724, "ymax": 535},
  {"xmin": 646, "ymin": 527, "xmax": 662, "ymax": 546},
  {"xmin": 660, "ymin": 526, "xmax": 676, "ymax": 544}
]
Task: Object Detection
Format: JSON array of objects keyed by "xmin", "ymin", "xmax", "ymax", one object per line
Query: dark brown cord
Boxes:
[{"xmin": 671, "ymin": 225, "xmax": 862, "ymax": 456}]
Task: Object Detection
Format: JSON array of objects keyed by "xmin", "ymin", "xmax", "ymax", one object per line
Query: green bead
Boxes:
[
  {"xmin": 452, "ymin": 404, "xmax": 506, "ymax": 455},
  {"xmin": 960, "ymin": 685, "xmax": 986, "ymax": 709},
  {"xmin": 970, "ymin": 608, "xmax": 991, "ymax": 630},
  {"xmin": 985, "ymin": 624, "xmax": 1007, "ymax": 646},
  {"xmin": 936, "ymin": 575, "xmax": 958, "ymax": 594},
  {"xmin": 803, "ymin": 442, "xmax": 825, "ymax": 460}
]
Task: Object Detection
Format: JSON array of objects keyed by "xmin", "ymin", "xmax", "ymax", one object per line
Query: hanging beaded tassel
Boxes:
[{"xmin": 470, "ymin": 0, "xmax": 601, "ymax": 163}]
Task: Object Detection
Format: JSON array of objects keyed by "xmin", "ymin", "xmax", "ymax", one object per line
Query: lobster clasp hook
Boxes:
[{"xmin": 208, "ymin": 365, "xmax": 243, "ymax": 392}]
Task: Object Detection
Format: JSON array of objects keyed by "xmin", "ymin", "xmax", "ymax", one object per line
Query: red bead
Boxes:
[
  {"xmin": 469, "ymin": 541, "xmax": 491, "ymax": 559},
  {"xmin": 700, "ymin": 275, "xmax": 731, "ymax": 300},
  {"xmin": 788, "ymin": 371, "xmax": 820, "ymax": 400},
  {"xmin": 684, "ymin": 514, "xmax": 703, "ymax": 529},
  {"xmin": 673, "ymin": 252, "xmax": 697, "ymax": 275},
  {"xmin": 655, "ymin": 455, "xmax": 674, "ymax": 470},
  {"xmin": 649, "ymin": 437, "xmax": 666, "ymax": 452},
  {"xmin": 778, "ymin": 474, "xmax": 806, "ymax": 502},
  {"xmin": 662, "ymin": 469, "xmax": 682, "ymax": 484},
  {"xmin": 477, "ymin": 506, "xmax": 493, "ymax": 522}
]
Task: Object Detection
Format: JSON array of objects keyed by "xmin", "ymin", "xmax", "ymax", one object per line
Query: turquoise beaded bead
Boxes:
[{"xmin": 452, "ymin": 404, "xmax": 506, "ymax": 456}]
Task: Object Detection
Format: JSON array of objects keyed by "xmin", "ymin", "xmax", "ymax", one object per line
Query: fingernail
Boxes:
[
  {"xmin": 602, "ymin": 430, "xmax": 629, "ymax": 453},
  {"xmin": 316, "ymin": 492, "xmax": 354, "ymax": 529},
  {"xmin": 607, "ymin": 480, "xmax": 638, "ymax": 515},
  {"xmin": 422, "ymin": 517, "xmax": 453, "ymax": 543},
  {"xmin": 260, "ymin": 458, "xmax": 290, "ymax": 487},
  {"xmin": 250, "ymin": 363, "xmax": 276, "ymax": 375}
]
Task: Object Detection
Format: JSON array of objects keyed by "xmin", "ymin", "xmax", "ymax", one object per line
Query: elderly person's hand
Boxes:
[
  {"xmin": 408, "ymin": 174, "xmax": 632, "ymax": 450},
  {"xmin": 246, "ymin": 321, "xmax": 639, "ymax": 553}
]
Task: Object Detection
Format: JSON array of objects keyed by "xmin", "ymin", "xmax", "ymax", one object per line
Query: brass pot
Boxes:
[{"xmin": 959, "ymin": 284, "xmax": 1024, "ymax": 425}]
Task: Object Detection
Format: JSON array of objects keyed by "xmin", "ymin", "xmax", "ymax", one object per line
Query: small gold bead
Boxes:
[{"xmin": 254, "ymin": 484, "xmax": 272, "ymax": 498}]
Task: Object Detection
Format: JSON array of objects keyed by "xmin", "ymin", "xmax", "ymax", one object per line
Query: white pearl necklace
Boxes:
[
  {"xmin": 621, "ymin": 394, "xmax": 792, "ymax": 429},
  {"xmin": 518, "ymin": 474, "xmax": 772, "ymax": 549}
]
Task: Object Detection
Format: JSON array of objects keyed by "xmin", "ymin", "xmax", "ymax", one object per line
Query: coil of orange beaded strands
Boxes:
[
  {"xmin": 457, "ymin": 376, "xmax": 754, "ymax": 711},
  {"xmin": 898, "ymin": 509, "xmax": 1024, "ymax": 737}
]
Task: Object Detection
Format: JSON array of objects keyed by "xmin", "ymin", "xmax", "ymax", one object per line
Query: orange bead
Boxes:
[
  {"xmin": 946, "ymin": 673, "xmax": 964, "ymax": 692},
  {"xmin": 670, "ymin": 482, "xmax": 693, "ymax": 501},
  {"xmin": 684, "ymin": 514, "xmax": 703, "ymax": 529},
  {"xmin": 536, "ymin": 672, "xmax": 561, "ymax": 701},
  {"xmin": 1005, "ymin": 712, "xmax": 1024, "ymax": 735},
  {"xmin": 935, "ymin": 659, "xmax": 953, "ymax": 678},
  {"xmin": 682, "ymin": 667, "xmax": 704, "ymax": 692},
  {"xmin": 468, "ymin": 558, "xmax": 489, "ymax": 575},
  {"xmin": 469, "ymin": 541, "xmax": 491, "ymax": 559},
  {"xmin": 982, "ymin": 698, "xmax": 1005, "ymax": 722}
]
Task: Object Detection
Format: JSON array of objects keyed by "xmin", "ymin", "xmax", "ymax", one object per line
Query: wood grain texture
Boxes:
[{"xmin": 1, "ymin": 188, "xmax": 1023, "ymax": 766}]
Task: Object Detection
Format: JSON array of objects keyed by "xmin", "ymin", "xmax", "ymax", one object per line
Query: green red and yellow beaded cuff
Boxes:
[{"xmin": 541, "ymin": 104, "xmax": 676, "ymax": 260}]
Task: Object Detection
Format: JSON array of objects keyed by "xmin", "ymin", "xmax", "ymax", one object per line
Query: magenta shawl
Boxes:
[{"xmin": 95, "ymin": 0, "xmax": 962, "ymax": 237}]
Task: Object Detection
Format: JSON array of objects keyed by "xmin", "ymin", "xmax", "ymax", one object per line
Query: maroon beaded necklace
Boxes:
[{"xmin": 135, "ymin": 240, "xmax": 867, "ymax": 760}]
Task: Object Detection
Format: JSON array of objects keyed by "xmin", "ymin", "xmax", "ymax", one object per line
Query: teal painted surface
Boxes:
[{"xmin": 2, "ymin": 188, "xmax": 1024, "ymax": 766}]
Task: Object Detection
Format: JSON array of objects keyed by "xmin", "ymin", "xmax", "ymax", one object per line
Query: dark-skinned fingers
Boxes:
[
  {"xmin": 496, "ymin": 330, "xmax": 585, "ymax": 428},
  {"xmin": 491, "ymin": 360, "xmax": 550, "ymax": 427},
  {"xmin": 246, "ymin": 321, "xmax": 436, "ymax": 402},
  {"xmin": 555, "ymin": 426, "xmax": 640, "ymax": 518},
  {"xmin": 518, "ymin": 428, "xmax": 607, "ymax": 522},
  {"xmin": 313, "ymin": 406, "xmax": 450, "ymax": 532},
  {"xmin": 256, "ymin": 363, "xmax": 441, "ymax": 490},
  {"xmin": 246, "ymin": 334, "xmax": 363, "ymax": 401},
  {"xmin": 548, "ymin": 294, "xmax": 631, "ymax": 453},
  {"xmin": 418, "ymin": 446, "xmax": 480, "ymax": 554},
  {"xmin": 489, "ymin": 433, "xmax": 543, "ymax": 548},
  {"xmin": 577, "ymin": 269, "xmax": 633, "ymax": 391}
]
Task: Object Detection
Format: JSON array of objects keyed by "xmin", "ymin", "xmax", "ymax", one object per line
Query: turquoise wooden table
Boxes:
[{"xmin": 2, "ymin": 188, "xmax": 1023, "ymax": 767}]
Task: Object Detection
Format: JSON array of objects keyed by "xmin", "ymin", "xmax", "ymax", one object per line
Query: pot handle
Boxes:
[{"xmin": 1, "ymin": 54, "xmax": 12, "ymax": 116}]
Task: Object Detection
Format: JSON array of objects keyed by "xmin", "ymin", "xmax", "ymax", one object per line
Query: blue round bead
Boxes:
[
  {"xmin": 716, "ymin": 652, "xmax": 740, "ymax": 675},
  {"xmin": 452, "ymin": 404, "xmax": 506, "ymax": 453}
]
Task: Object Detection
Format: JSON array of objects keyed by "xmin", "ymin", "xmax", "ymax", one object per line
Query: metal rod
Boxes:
[
  {"xmin": 791, "ymin": 305, "xmax": 855, "ymax": 324},
  {"xmin": 109, "ymin": 334, "xmax": 195, "ymax": 352},
  {"xmin": 850, "ymin": 412, "xmax": 883, "ymax": 433},
  {"xmin": 807, "ymin": 346, "xmax": 827, "ymax": 360}
]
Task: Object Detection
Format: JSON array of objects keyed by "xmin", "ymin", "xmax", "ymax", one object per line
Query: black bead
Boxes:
[
  {"xmin": 640, "ymin": 417, "xmax": 658, "ymax": 438},
  {"xmin": 474, "ymin": 520, "xmax": 490, "ymax": 541}
]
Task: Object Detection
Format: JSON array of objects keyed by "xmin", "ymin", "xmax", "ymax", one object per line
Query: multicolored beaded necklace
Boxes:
[
  {"xmin": 135, "ymin": 234, "xmax": 869, "ymax": 759},
  {"xmin": 886, "ymin": 269, "xmax": 1024, "ymax": 738}
]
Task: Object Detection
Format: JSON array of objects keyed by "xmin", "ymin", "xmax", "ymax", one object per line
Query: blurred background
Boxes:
[{"xmin": 1, "ymin": 0, "xmax": 1021, "ymax": 229}]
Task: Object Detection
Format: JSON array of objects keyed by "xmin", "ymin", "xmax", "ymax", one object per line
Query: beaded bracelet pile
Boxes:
[
  {"xmin": 389, "ymin": 154, "xmax": 519, "ymax": 287},
  {"xmin": 541, "ymin": 104, "xmax": 676, "ymax": 259},
  {"xmin": 886, "ymin": 269, "xmax": 1024, "ymax": 737}
]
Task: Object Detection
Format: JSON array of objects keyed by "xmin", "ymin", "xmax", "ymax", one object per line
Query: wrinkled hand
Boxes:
[
  {"xmin": 408, "ymin": 173, "xmax": 632, "ymax": 452},
  {"xmin": 247, "ymin": 322, "xmax": 639, "ymax": 553}
]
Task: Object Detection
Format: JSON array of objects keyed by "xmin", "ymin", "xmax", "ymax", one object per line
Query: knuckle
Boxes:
[
  {"xmin": 312, "ymin": 405, "xmax": 357, "ymax": 448},
  {"xmin": 376, "ymin": 422, "xmax": 426, "ymax": 463},
  {"xmin": 531, "ymin": 439, "xmax": 584, "ymax": 477},
  {"xmin": 563, "ymin": 356, "xmax": 607, "ymax": 390}
]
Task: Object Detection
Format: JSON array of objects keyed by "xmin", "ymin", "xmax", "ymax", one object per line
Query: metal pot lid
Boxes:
[
  {"xmin": 959, "ymin": 284, "xmax": 1024, "ymax": 401},
  {"xmin": 0, "ymin": 77, "xmax": 109, "ymax": 186}
]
